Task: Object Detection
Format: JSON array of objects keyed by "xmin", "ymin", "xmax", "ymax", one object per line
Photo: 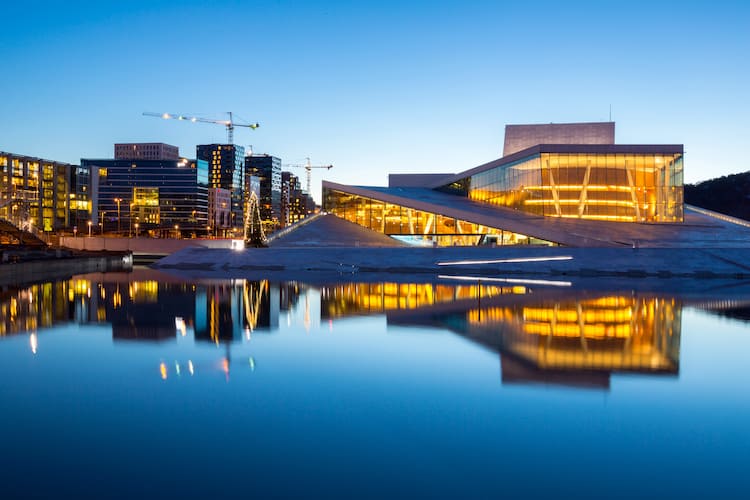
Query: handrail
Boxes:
[
  {"xmin": 686, "ymin": 204, "xmax": 750, "ymax": 228},
  {"xmin": 266, "ymin": 212, "xmax": 326, "ymax": 243}
]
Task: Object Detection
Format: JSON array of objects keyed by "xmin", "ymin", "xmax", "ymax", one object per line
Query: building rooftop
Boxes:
[{"xmin": 323, "ymin": 180, "xmax": 750, "ymax": 248}]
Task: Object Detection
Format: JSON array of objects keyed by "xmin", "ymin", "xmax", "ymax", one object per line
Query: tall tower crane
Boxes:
[
  {"xmin": 284, "ymin": 157, "xmax": 333, "ymax": 196},
  {"xmin": 143, "ymin": 111, "xmax": 259, "ymax": 144}
]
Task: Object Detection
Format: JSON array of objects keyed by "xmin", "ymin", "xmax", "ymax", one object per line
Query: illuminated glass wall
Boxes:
[
  {"xmin": 450, "ymin": 151, "xmax": 683, "ymax": 222},
  {"xmin": 323, "ymin": 187, "xmax": 555, "ymax": 246}
]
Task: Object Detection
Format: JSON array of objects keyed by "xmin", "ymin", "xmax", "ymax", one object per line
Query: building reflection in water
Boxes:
[
  {"xmin": 381, "ymin": 291, "xmax": 683, "ymax": 389},
  {"xmin": 472, "ymin": 295, "xmax": 681, "ymax": 389},
  {"xmin": 4, "ymin": 274, "xmax": 750, "ymax": 388},
  {"xmin": 320, "ymin": 282, "xmax": 526, "ymax": 318}
]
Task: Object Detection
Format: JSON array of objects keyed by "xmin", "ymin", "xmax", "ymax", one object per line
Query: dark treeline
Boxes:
[{"xmin": 685, "ymin": 171, "xmax": 750, "ymax": 221}]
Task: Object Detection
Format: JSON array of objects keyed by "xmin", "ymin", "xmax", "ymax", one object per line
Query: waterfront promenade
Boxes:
[{"xmin": 153, "ymin": 212, "xmax": 750, "ymax": 287}]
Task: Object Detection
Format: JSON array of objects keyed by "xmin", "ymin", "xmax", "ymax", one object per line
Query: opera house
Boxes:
[{"xmin": 322, "ymin": 122, "xmax": 702, "ymax": 248}]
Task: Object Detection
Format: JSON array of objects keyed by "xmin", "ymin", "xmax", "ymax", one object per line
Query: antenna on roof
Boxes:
[{"xmin": 609, "ymin": 104, "xmax": 612, "ymax": 122}]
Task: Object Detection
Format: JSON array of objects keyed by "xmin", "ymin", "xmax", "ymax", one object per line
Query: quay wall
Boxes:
[
  {"xmin": 59, "ymin": 236, "xmax": 233, "ymax": 254},
  {"xmin": 0, "ymin": 253, "xmax": 133, "ymax": 287},
  {"xmin": 153, "ymin": 246, "xmax": 750, "ymax": 283}
]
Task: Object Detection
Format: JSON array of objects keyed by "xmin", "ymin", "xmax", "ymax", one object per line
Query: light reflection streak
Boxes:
[
  {"xmin": 438, "ymin": 275, "xmax": 572, "ymax": 287},
  {"xmin": 438, "ymin": 256, "xmax": 573, "ymax": 266},
  {"xmin": 29, "ymin": 332, "xmax": 37, "ymax": 354}
]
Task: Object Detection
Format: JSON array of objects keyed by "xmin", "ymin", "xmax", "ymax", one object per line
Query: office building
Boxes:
[
  {"xmin": 80, "ymin": 157, "xmax": 209, "ymax": 236},
  {"xmin": 281, "ymin": 171, "xmax": 315, "ymax": 226},
  {"xmin": 69, "ymin": 164, "xmax": 92, "ymax": 230},
  {"xmin": 115, "ymin": 143, "xmax": 179, "ymax": 161},
  {"xmin": 208, "ymin": 187, "xmax": 231, "ymax": 237},
  {"xmin": 197, "ymin": 144, "xmax": 245, "ymax": 232},
  {"xmin": 245, "ymin": 154, "xmax": 281, "ymax": 232}
]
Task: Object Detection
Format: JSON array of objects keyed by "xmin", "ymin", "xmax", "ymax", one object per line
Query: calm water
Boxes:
[{"xmin": 1, "ymin": 270, "xmax": 749, "ymax": 499}]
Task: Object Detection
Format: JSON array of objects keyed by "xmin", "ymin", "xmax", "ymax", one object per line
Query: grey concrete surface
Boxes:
[
  {"xmin": 269, "ymin": 214, "xmax": 407, "ymax": 248},
  {"xmin": 152, "ymin": 210, "xmax": 750, "ymax": 293}
]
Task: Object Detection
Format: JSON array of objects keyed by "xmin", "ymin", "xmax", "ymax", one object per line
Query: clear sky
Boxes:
[{"xmin": 2, "ymin": 0, "xmax": 748, "ymax": 202}]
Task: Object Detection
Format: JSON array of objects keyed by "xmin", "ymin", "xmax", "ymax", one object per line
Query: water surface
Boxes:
[{"xmin": 1, "ymin": 271, "xmax": 749, "ymax": 498}]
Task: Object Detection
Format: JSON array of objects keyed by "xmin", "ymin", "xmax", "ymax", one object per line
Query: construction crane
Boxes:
[
  {"xmin": 284, "ymin": 157, "xmax": 333, "ymax": 196},
  {"xmin": 143, "ymin": 111, "xmax": 259, "ymax": 144}
]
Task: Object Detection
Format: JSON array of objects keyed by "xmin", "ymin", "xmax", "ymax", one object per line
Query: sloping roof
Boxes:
[{"xmin": 323, "ymin": 181, "xmax": 750, "ymax": 248}]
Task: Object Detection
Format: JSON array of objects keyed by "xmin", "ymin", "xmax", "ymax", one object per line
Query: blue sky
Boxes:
[{"xmin": 2, "ymin": 0, "xmax": 748, "ymax": 202}]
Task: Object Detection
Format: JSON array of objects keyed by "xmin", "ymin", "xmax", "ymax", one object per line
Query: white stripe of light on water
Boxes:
[
  {"xmin": 437, "ymin": 256, "xmax": 573, "ymax": 266},
  {"xmin": 438, "ymin": 275, "xmax": 572, "ymax": 287}
]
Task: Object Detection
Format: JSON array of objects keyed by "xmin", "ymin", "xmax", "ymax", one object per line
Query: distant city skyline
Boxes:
[{"xmin": 2, "ymin": 0, "xmax": 748, "ymax": 203}]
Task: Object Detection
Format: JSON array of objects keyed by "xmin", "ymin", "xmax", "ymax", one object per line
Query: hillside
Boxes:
[{"xmin": 684, "ymin": 171, "xmax": 750, "ymax": 221}]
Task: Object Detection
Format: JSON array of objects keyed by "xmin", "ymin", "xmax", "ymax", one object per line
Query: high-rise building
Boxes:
[
  {"xmin": 280, "ymin": 171, "xmax": 293, "ymax": 227},
  {"xmin": 0, "ymin": 151, "xmax": 74, "ymax": 232},
  {"xmin": 245, "ymin": 154, "xmax": 281, "ymax": 232},
  {"xmin": 114, "ymin": 143, "xmax": 179, "ymax": 160},
  {"xmin": 80, "ymin": 157, "xmax": 209, "ymax": 236},
  {"xmin": 70, "ymin": 164, "xmax": 92, "ymax": 230},
  {"xmin": 197, "ymin": 144, "xmax": 245, "ymax": 232},
  {"xmin": 281, "ymin": 171, "xmax": 313, "ymax": 227}
]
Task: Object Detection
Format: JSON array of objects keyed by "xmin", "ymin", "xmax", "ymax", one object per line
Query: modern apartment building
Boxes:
[{"xmin": 0, "ymin": 151, "xmax": 74, "ymax": 232}]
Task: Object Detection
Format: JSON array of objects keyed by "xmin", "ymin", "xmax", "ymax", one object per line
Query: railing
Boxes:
[
  {"xmin": 0, "ymin": 189, "xmax": 47, "ymax": 245},
  {"xmin": 266, "ymin": 212, "xmax": 326, "ymax": 243},
  {"xmin": 686, "ymin": 204, "xmax": 750, "ymax": 228}
]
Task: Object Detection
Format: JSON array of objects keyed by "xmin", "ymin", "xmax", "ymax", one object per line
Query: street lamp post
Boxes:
[
  {"xmin": 114, "ymin": 197, "xmax": 122, "ymax": 235},
  {"xmin": 129, "ymin": 202, "xmax": 134, "ymax": 237},
  {"xmin": 87, "ymin": 220, "xmax": 92, "ymax": 237}
]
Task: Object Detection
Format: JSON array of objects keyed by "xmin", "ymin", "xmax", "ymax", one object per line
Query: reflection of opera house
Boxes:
[
  {"xmin": 384, "ymin": 290, "xmax": 683, "ymax": 390},
  {"xmin": 323, "ymin": 122, "xmax": 692, "ymax": 247}
]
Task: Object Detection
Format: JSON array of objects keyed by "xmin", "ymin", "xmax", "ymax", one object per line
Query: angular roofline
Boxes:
[
  {"xmin": 0, "ymin": 151, "xmax": 76, "ymax": 167},
  {"xmin": 427, "ymin": 143, "xmax": 685, "ymax": 188}
]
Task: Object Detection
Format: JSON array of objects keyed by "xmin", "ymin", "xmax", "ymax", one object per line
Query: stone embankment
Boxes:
[
  {"xmin": 154, "ymin": 246, "xmax": 750, "ymax": 284},
  {"xmin": 0, "ymin": 251, "xmax": 133, "ymax": 286}
]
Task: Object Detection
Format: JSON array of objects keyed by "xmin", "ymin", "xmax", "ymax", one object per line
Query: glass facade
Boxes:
[
  {"xmin": 197, "ymin": 144, "xmax": 245, "ymax": 231},
  {"xmin": 81, "ymin": 158, "xmax": 208, "ymax": 236},
  {"xmin": 443, "ymin": 150, "xmax": 684, "ymax": 222},
  {"xmin": 246, "ymin": 155, "xmax": 282, "ymax": 232},
  {"xmin": 323, "ymin": 187, "xmax": 555, "ymax": 247},
  {"xmin": 69, "ymin": 165, "xmax": 91, "ymax": 229}
]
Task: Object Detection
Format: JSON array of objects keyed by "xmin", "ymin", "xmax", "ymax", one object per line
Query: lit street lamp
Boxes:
[
  {"xmin": 87, "ymin": 220, "xmax": 92, "ymax": 237},
  {"xmin": 114, "ymin": 197, "xmax": 122, "ymax": 235},
  {"xmin": 129, "ymin": 202, "xmax": 135, "ymax": 237}
]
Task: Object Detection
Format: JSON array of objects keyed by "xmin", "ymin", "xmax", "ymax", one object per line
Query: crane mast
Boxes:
[{"xmin": 284, "ymin": 157, "xmax": 334, "ymax": 195}]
